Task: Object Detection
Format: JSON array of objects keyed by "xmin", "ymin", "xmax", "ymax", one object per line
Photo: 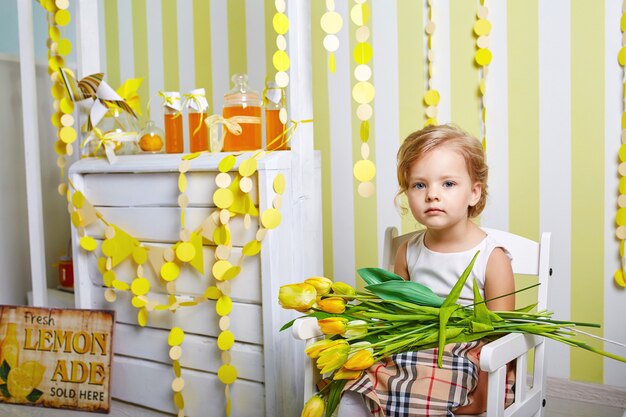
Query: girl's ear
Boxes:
[{"xmin": 469, "ymin": 182, "xmax": 482, "ymax": 207}]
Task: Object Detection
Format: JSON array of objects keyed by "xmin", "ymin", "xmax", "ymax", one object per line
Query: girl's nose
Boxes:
[{"xmin": 426, "ymin": 190, "xmax": 439, "ymax": 201}]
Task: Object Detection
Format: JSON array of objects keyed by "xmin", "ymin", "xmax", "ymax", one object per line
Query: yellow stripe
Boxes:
[
  {"xmin": 310, "ymin": 1, "xmax": 334, "ymax": 278},
  {"xmin": 397, "ymin": 1, "xmax": 424, "ymax": 234},
  {"xmin": 227, "ymin": 0, "xmax": 247, "ymax": 75},
  {"xmin": 161, "ymin": 0, "xmax": 179, "ymax": 91},
  {"xmin": 570, "ymin": 0, "xmax": 604, "ymax": 383},
  {"xmin": 450, "ymin": 1, "xmax": 480, "ymax": 140},
  {"xmin": 349, "ymin": 14, "xmax": 378, "ymax": 283},
  {"xmin": 264, "ymin": 0, "xmax": 276, "ymax": 80},
  {"xmin": 131, "ymin": 0, "xmax": 149, "ymax": 123},
  {"xmin": 104, "ymin": 0, "xmax": 120, "ymax": 88},
  {"xmin": 193, "ymin": 0, "xmax": 213, "ymax": 112}
]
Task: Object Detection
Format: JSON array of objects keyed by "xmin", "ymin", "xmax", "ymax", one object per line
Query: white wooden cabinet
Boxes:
[{"xmin": 68, "ymin": 151, "xmax": 322, "ymax": 417}]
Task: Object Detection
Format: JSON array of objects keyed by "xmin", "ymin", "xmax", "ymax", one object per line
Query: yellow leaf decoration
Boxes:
[
  {"xmin": 106, "ymin": 225, "xmax": 140, "ymax": 268},
  {"xmin": 228, "ymin": 175, "xmax": 259, "ymax": 217},
  {"xmin": 115, "ymin": 77, "xmax": 144, "ymax": 116},
  {"xmin": 188, "ymin": 232, "xmax": 205, "ymax": 274}
]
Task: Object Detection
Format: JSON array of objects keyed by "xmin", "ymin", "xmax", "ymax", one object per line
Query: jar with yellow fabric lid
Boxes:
[{"xmin": 222, "ymin": 74, "xmax": 262, "ymax": 151}]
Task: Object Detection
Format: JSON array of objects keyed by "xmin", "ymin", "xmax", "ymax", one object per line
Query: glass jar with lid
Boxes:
[{"xmin": 222, "ymin": 74, "xmax": 262, "ymax": 151}]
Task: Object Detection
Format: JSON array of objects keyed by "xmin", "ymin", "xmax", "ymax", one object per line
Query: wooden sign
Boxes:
[{"xmin": 0, "ymin": 305, "xmax": 114, "ymax": 412}]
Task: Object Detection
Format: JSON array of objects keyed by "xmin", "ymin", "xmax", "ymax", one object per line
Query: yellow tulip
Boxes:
[
  {"xmin": 318, "ymin": 317, "xmax": 348, "ymax": 335},
  {"xmin": 306, "ymin": 339, "xmax": 348, "ymax": 359},
  {"xmin": 278, "ymin": 283, "xmax": 317, "ymax": 312},
  {"xmin": 317, "ymin": 297, "xmax": 346, "ymax": 314},
  {"xmin": 331, "ymin": 281, "xmax": 356, "ymax": 300},
  {"xmin": 301, "ymin": 395, "xmax": 325, "ymax": 417},
  {"xmin": 317, "ymin": 342, "xmax": 350, "ymax": 374},
  {"xmin": 333, "ymin": 366, "xmax": 364, "ymax": 380},
  {"xmin": 344, "ymin": 349, "xmax": 375, "ymax": 371},
  {"xmin": 345, "ymin": 320, "xmax": 368, "ymax": 338},
  {"xmin": 304, "ymin": 276, "xmax": 333, "ymax": 296}
]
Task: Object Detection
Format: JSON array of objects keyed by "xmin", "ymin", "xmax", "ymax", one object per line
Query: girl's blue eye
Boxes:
[
  {"xmin": 412, "ymin": 183, "xmax": 425, "ymax": 190},
  {"xmin": 443, "ymin": 181, "xmax": 455, "ymax": 187}
]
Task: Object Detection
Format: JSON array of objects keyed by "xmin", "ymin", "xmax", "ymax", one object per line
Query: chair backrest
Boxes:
[{"xmin": 382, "ymin": 227, "xmax": 552, "ymax": 310}]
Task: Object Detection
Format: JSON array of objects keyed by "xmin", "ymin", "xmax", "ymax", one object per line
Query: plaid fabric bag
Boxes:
[{"xmin": 342, "ymin": 341, "xmax": 515, "ymax": 417}]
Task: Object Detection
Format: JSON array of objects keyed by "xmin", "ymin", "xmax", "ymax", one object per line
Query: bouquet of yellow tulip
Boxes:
[{"xmin": 279, "ymin": 253, "xmax": 626, "ymax": 417}]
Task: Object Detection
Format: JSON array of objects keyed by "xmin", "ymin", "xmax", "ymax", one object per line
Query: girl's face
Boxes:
[{"xmin": 406, "ymin": 145, "xmax": 481, "ymax": 232}]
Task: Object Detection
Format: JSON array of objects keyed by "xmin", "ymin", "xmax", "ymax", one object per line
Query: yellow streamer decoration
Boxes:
[
  {"xmin": 475, "ymin": 0, "xmax": 491, "ymax": 150},
  {"xmin": 616, "ymin": 2, "xmax": 626, "ymax": 288}
]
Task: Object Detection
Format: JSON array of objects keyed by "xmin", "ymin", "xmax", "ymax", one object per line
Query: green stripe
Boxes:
[
  {"xmin": 570, "ymin": 0, "xmax": 604, "ymax": 383},
  {"xmin": 161, "ymin": 0, "xmax": 179, "ymax": 91},
  {"xmin": 265, "ymin": 0, "xmax": 276, "ymax": 80},
  {"xmin": 349, "ymin": 13, "xmax": 378, "ymax": 287},
  {"xmin": 104, "ymin": 0, "xmax": 120, "ymax": 89},
  {"xmin": 450, "ymin": 1, "xmax": 480, "ymax": 140},
  {"xmin": 131, "ymin": 0, "xmax": 149, "ymax": 123},
  {"xmin": 397, "ymin": 1, "xmax": 424, "ymax": 234},
  {"xmin": 310, "ymin": 1, "xmax": 334, "ymax": 278},
  {"xmin": 227, "ymin": 0, "xmax": 247, "ymax": 75},
  {"xmin": 507, "ymin": 1, "xmax": 540, "ymax": 312},
  {"xmin": 193, "ymin": 0, "xmax": 213, "ymax": 112}
]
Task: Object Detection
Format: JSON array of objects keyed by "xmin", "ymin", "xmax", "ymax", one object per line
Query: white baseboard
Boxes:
[{"xmin": 546, "ymin": 376, "xmax": 626, "ymax": 409}]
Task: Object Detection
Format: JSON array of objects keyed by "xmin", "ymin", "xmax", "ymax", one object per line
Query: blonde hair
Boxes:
[{"xmin": 396, "ymin": 124, "xmax": 488, "ymax": 218}]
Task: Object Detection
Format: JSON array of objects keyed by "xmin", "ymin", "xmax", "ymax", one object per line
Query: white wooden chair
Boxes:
[{"xmin": 292, "ymin": 227, "xmax": 552, "ymax": 417}]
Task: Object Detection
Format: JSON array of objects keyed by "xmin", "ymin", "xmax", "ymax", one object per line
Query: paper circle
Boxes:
[
  {"xmin": 273, "ymin": 12, "xmax": 289, "ymax": 35},
  {"xmin": 619, "ymin": 144, "xmax": 626, "ymax": 162},
  {"xmin": 615, "ymin": 269, "xmax": 626, "ymax": 287},
  {"xmin": 279, "ymin": 107, "xmax": 288, "ymax": 124},
  {"xmin": 221, "ymin": 350, "xmax": 232, "ymax": 364},
  {"xmin": 361, "ymin": 142, "xmax": 370, "ymax": 160},
  {"xmin": 215, "ymin": 172, "xmax": 232, "ymax": 188},
  {"xmin": 356, "ymin": 103, "xmax": 373, "ymax": 121},
  {"xmin": 242, "ymin": 240, "xmax": 262, "ymax": 257},
  {"xmin": 168, "ymin": 327, "xmax": 185, "ymax": 346},
  {"xmin": 216, "ymin": 295, "xmax": 233, "ymax": 316},
  {"xmin": 137, "ymin": 308, "xmax": 148, "ymax": 326},
  {"xmin": 475, "ymin": 48, "xmax": 493, "ymax": 66},
  {"xmin": 161, "ymin": 262, "xmax": 180, "ymax": 281},
  {"xmin": 60, "ymin": 97, "xmax": 74, "ymax": 114},
  {"xmin": 358, "ymin": 181, "xmax": 375, "ymax": 197},
  {"xmin": 56, "ymin": 0, "xmax": 70, "ymax": 9},
  {"xmin": 239, "ymin": 176, "xmax": 253, "ymax": 193},
  {"xmin": 217, "ymin": 364, "xmax": 238, "ymax": 385},
  {"xmin": 112, "ymin": 279, "xmax": 130, "ymax": 291},
  {"xmin": 212, "ymin": 260, "xmax": 232, "ymax": 281},
  {"xmin": 213, "ymin": 188, "xmax": 234, "ymax": 209},
  {"xmin": 218, "ymin": 155, "xmax": 236, "ymax": 172},
  {"xmin": 238, "ymin": 158, "xmax": 258, "ymax": 177},
  {"xmin": 273, "ymin": 50, "xmax": 290, "ymax": 72},
  {"xmin": 275, "ymin": 0, "xmax": 286, "ymax": 13},
  {"xmin": 171, "ymin": 377, "xmax": 185, "ymax": 392},
  {"xmin": 55, "ymin": 9, "xmax": 71, "ymax": 26},
  {"xmin": 219, "ymin": 208, "xmax": 230, "ymax": 225},
  {"xmin": 104, "ymin": 289, "xmax": 117, "ymax": 303},
  {"xmin": 275, "ymin": 71, "xmax": 289, "ymax": 88},
  {"xmin": 355, "ymin": 26, "xmax": 370, "ymax": 43},
  {"xmin": 49, "ymin": 25, "xmax": 60, "ymax": 41},
  {"xmin": 354, "ymin": 64, "xmax": 372, "ymax": 82},
  {"xmin": 619, "ymin": 194, "xmax": 626, "ymax": 208},
  {"xmin": 132, "ymin": 246, "xmax": 148, "ymax": 264},
  {"xmin": 169, "ymin": 346, "xmax": 182, "ymax": 361},
  {"xmin": 166, "ymin": 281, "xmax": 177, "ymax": 295},
  {"xmin": 424, "ymin": 89, "xmax": 440, "ymax": 106},
  {"xmin": 353, "ymin": 42, "xmax": 373, "ymax": 65},
  {"xmin": 79, "ymin": 236, "xmax": 97, "ymax": 251},
  {"xmin": 350, "ymin": 3, "xmax": 370, "ymax": 26},
  {"xmin": 131, "ymin": 278, "xmax": 150, "ymax": 296},
  {"xmin": 477, "ymin": 5, "xmax": 489, "ymax": 19},
  {"xmin": 617, "ymin": 208, "xmax": 626, "ymax": 226},
  {"xmin": 215, "ymin": 244, "xmax": 231, "ymax": 260},
  {"xmin": 477, "ymin": 35, "xmax": 490, "ymax": 49},
  {"xmin": 323, "ymin": 34, "xmax": 340, "ymax": 52},
  {"xmin": 222, "ymin": 266, "xmax": 241, "ymax": 281},
  {"xmin": 352, "ymin": 81, "xmax": 375, "ymax": 104},
  {"xmin": 321, "ymin": 11, "xmax": 343, "ymax": 34},
  {"xmin": 272, "ymin": 194, "xmax": 283, "ymax": 209},
  {"xmin": 256, "ymin": 228, "xmax": 267, "ymax": 241},
  {"xmin": 217, "ymin": 330, "xmax": 235, "ymax": 350},
  {"xmin": 273, "ymin": 174, "xmax": 286, "ymax": 194},
  {"xmin": 353, "ymin": 159, "xmax": 376, "ymax": 182},
  {"xmin": 276, "ymin": 34, "xmax": 287, "ymax": 51},
  {"xmin": 425, "ymin": 20, "xmax": 436, "ymax": 35},
  {"xmin": 60, "ymin": 113, "xmax": 74, "ymax": 127},
  {"xmin": 261, "ymin": 208, "xmax": 282, "ymax": 229},
  {"xmin": 178, "ymin": 173, "xmax": 187, "ymax": 193},
  {"xmin": 213, "ymin": 224, "xmax": 230, "ymax": 246},
  {"xmin": 59, "ymin": 126, "xmax": 77, "ymax": 144},
  {"xmin": 617, "ymin": 226, "xmax": 626, "ymax": 240},
  {"xmin": 57, "ymin": 38, "xmax": 72, "ymax": 56},
  {"xmin": 474, "ymin": 19, "xmax": 492, "ymax": 36},
  {"xmin": 204, "ymin": 286, "xmax": 221, "ymax": 300},
  {"xmin": 131, "ymin": 296, "xmax": 147, "ymax": 308},
  {"xmin": 219, "ymin": 316, "xmax": 231, "ymax": 331},
  {"xmin": 176, "ymin": 242, "xmax": 196, "ymax": 262}
]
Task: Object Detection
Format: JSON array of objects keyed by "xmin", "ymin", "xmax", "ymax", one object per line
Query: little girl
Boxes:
[{"xmin": 338, "ymin": 124, "xmax": 515, "ymax": 416}]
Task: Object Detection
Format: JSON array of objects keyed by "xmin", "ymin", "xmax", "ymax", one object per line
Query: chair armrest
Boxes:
[
  {"xmin": 480, "ymin": 333, "xmax": 544, "ymax": 372},
  {"xmin": 292, "ymin": 316, "xmax": 323, "ymax": 341}
]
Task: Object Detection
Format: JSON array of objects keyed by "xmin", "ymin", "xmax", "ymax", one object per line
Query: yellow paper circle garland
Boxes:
[
  {"xmin": 615, "ymin": 2, "xmax": 626, "ymax": 288},
  {"xmin": 423, "ymin": 0, "xmax": 439, "ymax": 127},
  {"xmin": 351, "ymin": 0, "xmax": 376, "ymax": 198},
  {"xmin": 321, "ymin": 0, "xmax": 343, "ymax": 73},
  {"xmin": 474, "ymin": 0, "xmax": 491, "ymax": 150}
]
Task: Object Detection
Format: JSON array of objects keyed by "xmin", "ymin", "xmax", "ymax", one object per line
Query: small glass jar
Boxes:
[
  {"xmin": 187, "ymin": 88, "xmax": 209, "ymax": 152},
  {"xmin": 162, "ymin": 92, "xmax": 184, "ymax": 153},
  {"xmin": 138, "ymin": 120, "xmax": 165, "ymax": 153},
  {"xmin": 265, "ymin": 82, "xmax": 289, "ymax": 150},
  {"xmin": 222, "ymin": 74, "xmax": 262, "ymax": 151}
]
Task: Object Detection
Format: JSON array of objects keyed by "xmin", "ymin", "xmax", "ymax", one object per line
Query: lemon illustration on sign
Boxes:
[{"xmin": 7, "ymin": 361, "xmax": 46, "ymax": 400}]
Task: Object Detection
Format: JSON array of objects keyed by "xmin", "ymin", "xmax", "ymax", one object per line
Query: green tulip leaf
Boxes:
[
  {"xmin": 358, "ymin": 267, "xmax": 404, "ymax": 285},
  {"xmin": 365, "ymin": 281, "xmax": 444, "ymax": 307}
]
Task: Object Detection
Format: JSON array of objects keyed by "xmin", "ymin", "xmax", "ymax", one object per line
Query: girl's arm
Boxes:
[
  {"xmin": 484, "ymin": 247, "xmax": 516, "ymax": 311},
  {"xmin": 394, "ymin": 241, "xmax": 410, "ymax": 281}
]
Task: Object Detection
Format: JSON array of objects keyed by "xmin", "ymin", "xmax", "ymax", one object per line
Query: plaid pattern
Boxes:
[{"xmin": 343, "ymin": 342, "xmax": 514, "ymax": 417}]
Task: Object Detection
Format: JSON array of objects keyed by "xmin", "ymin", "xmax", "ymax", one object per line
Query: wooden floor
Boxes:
[{"xmin": 0, "ymin": 395, "xmax": 624, "ymax": 417}]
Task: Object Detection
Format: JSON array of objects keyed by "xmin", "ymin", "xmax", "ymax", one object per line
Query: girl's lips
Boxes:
[{"xmin": 425, "ymin": 208, "xmax": 444, "ymax": 214}]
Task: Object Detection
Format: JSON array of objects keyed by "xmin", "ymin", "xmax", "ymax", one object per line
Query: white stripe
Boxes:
[
  {"xmin": 246, "ymin": 0, "xmax": 266, "ymax": 120},
  {"xmin": 210, "ymin": 0, "xmax": 230, "ymax": 112},
  {"xmin": 146, "ymin": 0, "xmax": 164, "ymax": 127},
  {"xmin": 117, "ymin": 0, "xmax": 134, "ymax": 83},
  {"xmin": 98, "ymin": 0, "xmax": 106, "ymax": 73},
  {"xmin": 372, "ymin": 0, "xmax": 400, "ymax": 266},
  {"xmin": 433, "ymin": 0, "xmax": 451, "ymax": 123},
  {"xmin": 481, "ymin": 0, "xmax": 509, "ymax": 231},
  {"xmin": 604, "ymin": 0, "xmax": 626, "ymax": 387},
  {"xmin": 538, "ymin": 0, "xmax": 571, "ymax": 379},
  {"xmin": 329, "ymin": 0, "xmax": 356, "ymax": 286},
  {"xmin": 177, "ymin": 0, "xmax": 195, "ymax": 153}
]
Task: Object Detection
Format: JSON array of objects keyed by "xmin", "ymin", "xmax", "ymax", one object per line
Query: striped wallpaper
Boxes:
[{"xmin": 97, "ymin": 0, "xmax": 626, "ymax": 387}]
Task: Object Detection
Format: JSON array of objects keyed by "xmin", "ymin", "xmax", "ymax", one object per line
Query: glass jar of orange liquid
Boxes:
[
  {"xmin": 222, "ymin": 74, "xmax": 262, "ymax": 151},
  {"xmin": 265, "ymin": 81, "xmax": 289, "ymax": 151},
  {"xmin": 186, "ymin": 88, "xmax": 209, "ymax": 152},
  {"xmin": 162, "ymin": 91, "xmax": 184, "ymax": 153}
]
